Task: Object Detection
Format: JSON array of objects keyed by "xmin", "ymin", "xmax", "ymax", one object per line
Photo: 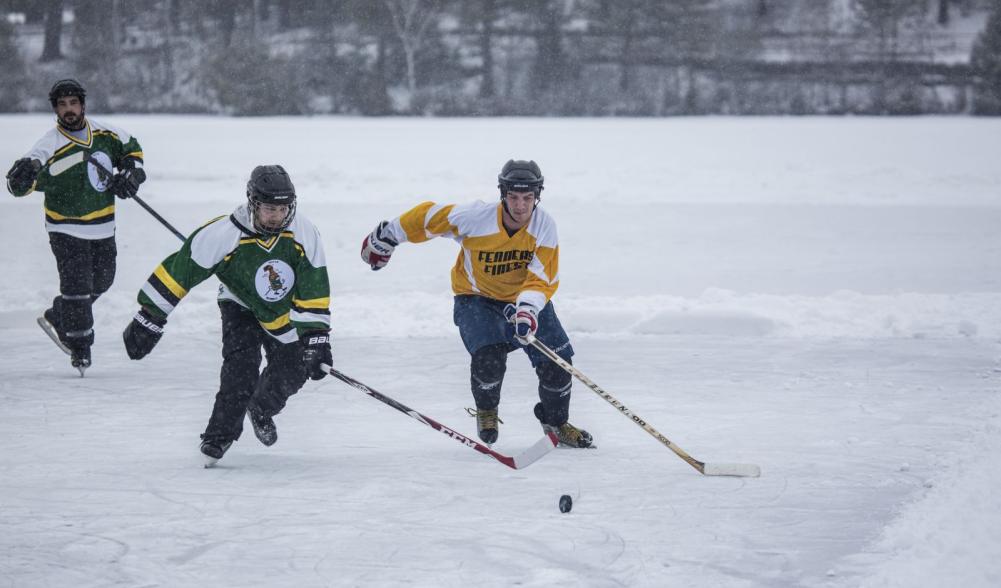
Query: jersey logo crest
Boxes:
[
  {"xmin": 86, "ymin": 151, "xmax": 113, "ymax": 192},
  {"xmin": 255, "ymin": 260, "xmax": 295, "ymax": 302}
]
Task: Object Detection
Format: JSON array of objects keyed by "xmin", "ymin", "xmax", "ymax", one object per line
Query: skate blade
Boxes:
[
  {"xmin": 73, "ymin": 359, "xmax": 91, "ymax": 378},
  {"xmin": 37, "ymin": 316, "xmax": 72, "ymax": 356},
  {"xmin": 203, "ymin": 456, "xmax": 220, "ymax": 468}
]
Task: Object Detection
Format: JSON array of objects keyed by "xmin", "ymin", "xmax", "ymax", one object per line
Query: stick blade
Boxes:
[
  {"xmin": 509, "ymin": 432, "xmax": 559, "ymax": 470},
  {"xmin": 702, "ymin": 462, "xmax": 761, "ymax": 477}
]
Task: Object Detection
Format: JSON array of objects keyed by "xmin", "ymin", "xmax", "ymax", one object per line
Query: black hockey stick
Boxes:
[
  {"xmin": 527, "ymin": 336, "xmax": 761, "ymax": 478},
  {"xmin": 322, "ymin": 364, "xmax": 558, "ymax": 469},
  {"xmin": 82, "ymin": 152, "xmax": 187, "ymax": 242}
]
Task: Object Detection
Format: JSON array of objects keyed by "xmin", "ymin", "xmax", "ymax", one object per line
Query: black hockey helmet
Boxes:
[
  {"xmin": 246, "ymin": 165, "xmax": 296, "ymax": 235},
  {"xmin": 49, "ymin": 79, "xmax": 87, "ymax": 107},
  {"xmin": 498, "ymin": 159, "xmax": 544, "ymax": 199}
]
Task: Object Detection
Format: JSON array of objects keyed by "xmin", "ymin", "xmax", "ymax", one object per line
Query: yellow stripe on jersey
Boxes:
[
  {"xmin": 292, "ymin": 297, "xmax": 329, "ymax": 309},
  {"xmin": 124, "ymin": 150, "xmax": 143, "ymax": 160},
  {"xmin": 57, "ymin": 121, "xmax": 93, "ymax": 147},
  {"xmin": 92, "ymin": 129, "xmax": 121, "ymax": 142},
  {"xmin": 51, "ymin": 142, "xmax": 78, "ymax": 161},
  {"xmin": 238, "ymin": 231, "xmax": 295, "ymax": 251},
  {"xmin": 154, "ymin": 264, "xmax": 188, "ymax": 299},
  {"xmin": 200, "ymin": 215, "xmax": 227, "ymax": 229},
  {"xmin": 260, "ymin": 312, "xmax": 291, "ymax": 331},
  {"xmin": 45, "ymin": 204, "xmax": 115, "ymax": 221}
]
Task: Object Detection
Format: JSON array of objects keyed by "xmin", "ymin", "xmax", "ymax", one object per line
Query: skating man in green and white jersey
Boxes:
[
  {"xmin": 122, "ymin": 165, "xmax": 332, "ymax": 466},
  {"xmin": 5, "ymin": 79, "xmax": 147, "ymax": 375}
]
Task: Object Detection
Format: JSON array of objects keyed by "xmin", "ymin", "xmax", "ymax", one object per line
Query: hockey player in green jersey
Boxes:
[
  {"xmin": 122, "ymin": 165, "xmax": 332, "ymax": 466},
  {"xmin": 5, "ymin": 79, "xmax": 147, "ymax": 375}
]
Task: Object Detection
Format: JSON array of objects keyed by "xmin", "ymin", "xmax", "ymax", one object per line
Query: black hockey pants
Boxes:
[
  {"xmin": 202, "ymin": 301, "xmax": 308, "ymax": 444},
  {"xmin": 47, "ymin": 232, "xmax": 117, "ymax": 351}
]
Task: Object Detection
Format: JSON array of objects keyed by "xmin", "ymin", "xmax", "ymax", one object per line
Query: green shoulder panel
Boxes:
[{"xmin": 138, "ymin": 217, "xmax": 234, "ymax": 318}]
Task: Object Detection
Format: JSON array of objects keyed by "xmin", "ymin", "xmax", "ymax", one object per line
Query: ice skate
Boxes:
[
  {"xmin": 467, "ymin": 407, "xmax": 501, "ymax": 445},
  {"xmin": 200, "ymin": 438, "xmax": 233, "ymax": 467},
  {"xmin": 535, "ymin": 403, "xmax": 594, "ymax": 448},
  {"xmin": 69, "ymin": 343, "xmax": 91, "ymax": 377},
  {"xmin": 37, "ymin": 310, "xmax": 71, "ymax": 356},
  {"xmin": 247, "ymin": 408, "xmax": 277, "ymax": 447}
]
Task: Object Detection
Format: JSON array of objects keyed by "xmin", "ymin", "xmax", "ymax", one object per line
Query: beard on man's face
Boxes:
[{"xmin": 58, "ymin": 109, "xmax": 84, "ymax": 130}]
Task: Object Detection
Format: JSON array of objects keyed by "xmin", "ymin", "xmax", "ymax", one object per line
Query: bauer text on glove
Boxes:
[
  {"xmin": 123, "ymin": 307, "xmax": 166, "ymax": 359},
  {"xmin": 360, "ymin": 221, "xmax": 398, "ymax": 270},
  {"xmin": 302, "ymin": 331, "xmax": 332, "ymax": 380}
]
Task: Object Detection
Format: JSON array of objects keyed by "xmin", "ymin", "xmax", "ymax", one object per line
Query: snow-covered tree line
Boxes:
[{"xmin": 0, "ymin": 0, "xmax": 999, "ymax": 115}]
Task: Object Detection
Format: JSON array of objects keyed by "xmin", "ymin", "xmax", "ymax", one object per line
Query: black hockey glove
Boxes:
[
  {"xmin": 123, "ymin": 307, "xmax": 166, "ymax": 360},
  {"xmin": 6, "ymin": 158, "xmax": 41, "ymax": 193},
  {"xmin": 109, "ymin": 166, "xmax": 146, "ymax": 200},
  {"xmin": 301, "ymin": 331, "xmax": 332, "ymax": 381}
]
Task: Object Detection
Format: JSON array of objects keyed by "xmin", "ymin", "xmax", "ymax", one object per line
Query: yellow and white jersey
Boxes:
[{"xmin": 384, "ymin": 200, "xmax": 560, "ymax": 312}]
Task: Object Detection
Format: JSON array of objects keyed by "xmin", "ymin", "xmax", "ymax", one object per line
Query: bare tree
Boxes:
[
  {"xmin": 479, "ymin": 0, "xmax": 497, "ymax": 98},
  {"xmin": 384, "ymin": 0, "xmax": 440, "ymax": 106},
  {"xmin": 971, "ymin": 1, "xmax": 1001, "ymax": 113},
  {"xmin": 853, "ymin": 0, "xmax": 925, "ymax": 60},
  {"xmin": 617, "ymin": 0, "xmax": 637, "ymax": 91},
  {"xmin": 531, "ymin": 0, "xmax": 567, "ymax": 91},
  {"xmin": 40, "ymin": 0, "xmax": 63, "ymax": 62},
  {"xmin": 938, "ymin": 0, "xmax": 950, "ymax": 25}
]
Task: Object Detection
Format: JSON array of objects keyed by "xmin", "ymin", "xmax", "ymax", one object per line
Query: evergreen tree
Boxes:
[
  {"xmin": 972, "ymin": 2, "xmax": 1001, "ymax": 114},
  {"xmin": 0, "ymin": 16, "xmax": 26, "ymax": 110}
]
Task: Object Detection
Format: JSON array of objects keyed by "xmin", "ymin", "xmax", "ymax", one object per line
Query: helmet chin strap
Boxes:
[{"xmin": 501, "ymin": 194, "xmax": 540, "ymax": 223}]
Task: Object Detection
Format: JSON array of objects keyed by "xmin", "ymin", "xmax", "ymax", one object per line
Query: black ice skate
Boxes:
[
  {"xmin": 68, "ymin": 343, "xmax": 91, "ymax": 378},
  {"xmin": 247, "ymin": 408, "xmax": 277, "ymax": 447},
  {"xmin": 200, "ymin": 438, "xmax": 233, "ymax": 467},
  {"xmin": 37, "ymin": 310, "xmax": 71, "ymax": 356},
  {"xmin": 534, "ymin": 402, "xmax": 594, "ymax": 449}
]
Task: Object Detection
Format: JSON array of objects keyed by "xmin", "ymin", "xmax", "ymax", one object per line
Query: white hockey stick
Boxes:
[{"xmin": 527, "ymin": 336, "xmax": 761, "ymax": 478}]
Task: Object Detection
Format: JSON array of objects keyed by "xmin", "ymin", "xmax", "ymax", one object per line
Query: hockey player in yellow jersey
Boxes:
[{"xmin": 360, "ymin": 160, "xmax": 592, "ymax": 448}]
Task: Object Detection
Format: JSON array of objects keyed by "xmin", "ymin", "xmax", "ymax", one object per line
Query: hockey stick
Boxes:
[
  {"xmin": 526, "ymin": 336, "xmax": 761, "ymax": 478},
  {"xmin": 322, "ymin": 364, "xmax": 558, "ymax": 470},
  {"xmin": 81, "ymin": 151, "xmax": 187, "ymax": 242}
]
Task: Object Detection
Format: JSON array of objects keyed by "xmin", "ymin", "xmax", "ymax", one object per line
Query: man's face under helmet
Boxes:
[
  {"xmin": 497, "ymin": 159, "xmax": 544, "ymax": 222},
  {"xmin": 49, "ymin": 78, "xmax": 87, "ymax": 130},
  {"xmin": 246, "ymin": 165, "xmax": 297, "ymax": 236}
]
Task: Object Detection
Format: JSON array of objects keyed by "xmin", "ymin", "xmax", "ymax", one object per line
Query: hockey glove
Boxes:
[
  {"xmin": 504, "ymin": 302, "xmax": 539, "ymax": 345},
  {"xmin": 109, "ymin": 166, "xmax": 146, "ymax": 200},
  {"xmin": 302, "ymin": 331, "xmax": 332, "ymax": 381},
  {"xmin": 360, "ymin": 221, "xmax": 398, "ymax": 271},
  {"xmin": 123, "ymin": 307, "xmax": 166, "ymax": 360},
  {"xmin": 6, "ymin": 158, "xmax": 41, "ymax": 194}
]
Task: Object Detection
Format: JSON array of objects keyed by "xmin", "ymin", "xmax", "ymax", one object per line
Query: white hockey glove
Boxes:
[
  {"xmin": 504, "ymin": 302, "xmax": 539, "ymax": 345},
  {"xmin": 360, "ymin": 221, "xmax": 398, "ymax": 271}
]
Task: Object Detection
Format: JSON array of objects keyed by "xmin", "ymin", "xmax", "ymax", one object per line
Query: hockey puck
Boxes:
[{"xmin": 559, "ymin": 494, "xmax": 572, "ymax": 513}]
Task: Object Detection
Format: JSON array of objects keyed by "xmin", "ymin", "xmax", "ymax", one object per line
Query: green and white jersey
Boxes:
[
  {"xmin": 9, "ymin": 118, "xmax": 144, "ymax": 240},
  {"xmin": 138, "ymin": 205, "xmax": 331, "ymax": 344}
]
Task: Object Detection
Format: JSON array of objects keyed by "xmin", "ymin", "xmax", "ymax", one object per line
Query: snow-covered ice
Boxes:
[{"xmin": 1, "ymin": 115, "xmax": 999, "ymax": 587}]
